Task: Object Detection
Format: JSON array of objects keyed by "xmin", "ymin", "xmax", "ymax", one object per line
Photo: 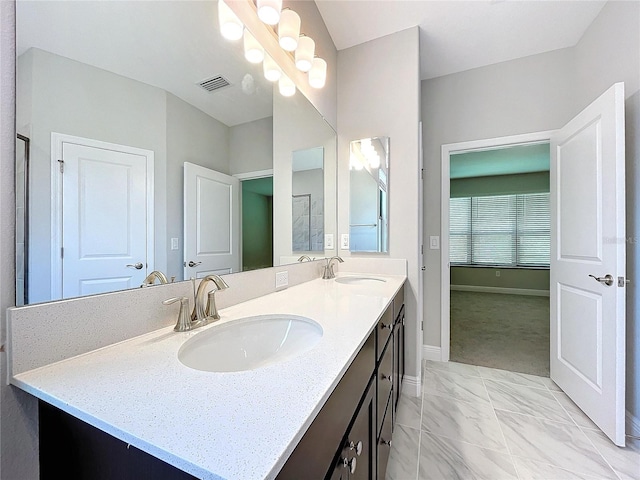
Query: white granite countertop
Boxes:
[{"xmin": 12, "ymin": 274, "xmax": 405, "ymax": 480}]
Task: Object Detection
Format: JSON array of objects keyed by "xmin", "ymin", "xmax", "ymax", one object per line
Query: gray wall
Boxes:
[
  {"xmin": 423, "ymin": 0, "xmax": 640, "ymax": 424},
  {"xmin": 450, "ymin": 171, "xmax": 549, "ymax": 198},
  {"xmin": 165, "ymin": 92, "xmax": 231, "ymax": 280},
  {"xmin": 229, "ymin": 116, "xmax": 273, "ymax": 175},
  {"xmin": 338, "ymin": 27, "xmax": 422, "ymax": 385},
  {"xmin": 451, "ymin": 267, "xmax": 550, "ymax": 292},
  {"xmin": 1, "ymin": 3, "xmax": 39, "ymax": 479}
]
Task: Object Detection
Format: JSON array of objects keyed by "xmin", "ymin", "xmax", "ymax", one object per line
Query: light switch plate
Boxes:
[
  {"xmin": 340, "ymin": 234, "xmax": 349, "ymax": 250},
  {"xmin": 275, "ymin": 271, "xmax": 288, "ymax": 288},
  {"xmin": 325, "ymin": 234, "xmax": 334, "ymax": 249},
  {"xmin": 171, "ymin": 238, "xmax": 179, "ymax": 250},
  {"xmin": 429, "ymin": 236, "xmax": 440, "ymax": 250}
]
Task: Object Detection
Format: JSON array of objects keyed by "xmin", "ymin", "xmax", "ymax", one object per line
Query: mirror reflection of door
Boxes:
[
  {"xmin": 16, "ymin": 134, "xmax": 29, "ymax": 306},
  {"xmin": 52, "ymin": 135, "xmax": 154, "ymax": 301}
]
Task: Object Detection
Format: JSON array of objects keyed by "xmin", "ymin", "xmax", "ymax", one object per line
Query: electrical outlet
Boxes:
[
  {"xmin": 171, "ymin": 238, "xmax": 179, "ymax": 250},
  {"xmin": 275, "ymin": 271, "xmax": 288, "ymax": 288},
  {"xmin": 496, "ymin": 270, "xmax": 501, "ymax": 277},
  {"xmin": 340, "ymin": 233, "xmax": 349, "ymax": 249},
  {"xmin": 325, "ymin": 233, "xmax": 334, "ymax": 249}
]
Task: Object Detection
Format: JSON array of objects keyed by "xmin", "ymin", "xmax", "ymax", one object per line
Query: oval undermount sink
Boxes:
[
  {"xmin": 178, "ymin": 314, "xmax": 323, "ymax": 373},
  {"xmin": 334, "ymin": 276, "xmax": 387, "ymax": 285}
]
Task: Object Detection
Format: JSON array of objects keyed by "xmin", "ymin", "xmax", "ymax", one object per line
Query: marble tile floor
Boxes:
[{"xmin": 386, "ymin": 361, "xmax": 640, "ymax": 480}]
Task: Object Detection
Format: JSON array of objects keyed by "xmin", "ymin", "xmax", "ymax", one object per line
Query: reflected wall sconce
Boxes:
[{"xmin": 218, "ymin": 0, "xmax": 327, "ymax": 96}]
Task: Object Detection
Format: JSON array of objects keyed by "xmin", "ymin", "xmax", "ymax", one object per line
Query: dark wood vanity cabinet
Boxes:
[{"xmin": 39, "ymin": 284, "xmax": 406, "ymax": 480}]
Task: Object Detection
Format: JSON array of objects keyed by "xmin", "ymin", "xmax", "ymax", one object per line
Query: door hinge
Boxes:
[
  {"xmin": 61, "ymin": 247, "xmax": 64, "ymax": 259},
  {"xmin": 421, "ymin": 244, "xmax": 424, "ymax": 255},
  {"xmin": 57, "ymin": 159, "xmax": 64, "ymax": 173},
  {"xmin": 421, "ymin": 168, "xmax": 424, "ymax": 180},
  {"xmin": 421, "ymin": 321, "xmax": 423, "ymax": 331}
]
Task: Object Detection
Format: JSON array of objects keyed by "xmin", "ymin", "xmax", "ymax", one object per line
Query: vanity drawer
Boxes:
[
  {"xmin": 376, "ymin": 397, "xmax": 393, "ymax": 480},
  {"xmin": 376, "ymin": 307, "xmax": 394, "ymax": 360},
  {"xmin": 376, "ymin": 340, "xmax": 393, "ymax": 437}
]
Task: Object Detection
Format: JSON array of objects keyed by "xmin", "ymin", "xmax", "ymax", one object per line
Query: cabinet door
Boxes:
[
  {"xmin": 348, "ymin": 379, "xmax": 376, "ymax": 480},
  {"xmin": 377, "ymin": 404, "xmax": 393, "ymax": 480}
]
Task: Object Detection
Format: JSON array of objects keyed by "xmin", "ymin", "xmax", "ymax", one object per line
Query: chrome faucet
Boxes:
[
  {"xmin": 191, "ymin": 275, "xmax": 229, "ymax": 325},
  {"xmin": 298, "ymin": 255, "xmax": 312, "ymax": 262},
  {"xmin": 141, "ymin": 270, "xmax": 169, "ymax": 286},
  {"xmin": 322, "ymin": 256, "xmax": 344, "ymax": 279}
]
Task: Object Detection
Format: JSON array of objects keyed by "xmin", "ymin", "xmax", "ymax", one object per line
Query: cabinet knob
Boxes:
[
  {"xmin": 348, "ymin": 440, "xmax": 363, "ymax": 456},
  {"xmin": 342, "ymin": 456, "xmax": 357, "ymax": 474},
  {"xmin": 380, "ymin": 438, "xmax": 392, "ymax": 447},
  {"xmin": 380, "ymin": 322, "xmax": 392, "ymax": 330},
  {"xmin": 381, "ymin": 373, "xmax": 393, "ymax": 384}
]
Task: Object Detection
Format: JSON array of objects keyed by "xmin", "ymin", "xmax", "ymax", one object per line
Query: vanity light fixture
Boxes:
[
  {"xmin": 263, "ymin": 53, "xmax": 282, "ymax": 82},
  {"xmin": 257, "ymin": 0, "xmax": 282, "ymax": 25},
  {"xmin": 295, "ymin": 35, "xmax": 315, "ymax": 72},
  {"xmin": 278, "ymin": 74, "xmax": 296, "ymax": 97},
  {"xmin": 218, "ymin": 0, "xmax": 244, "ymax": 41},
  {"xmin": 309, "ymin": 57, "xmax": 327, "ymax": 89},
  {"xmin": 243, "ymin": 29, "xmax": 265, "ymax": 63},
  {"xmin": 278, "ymin": 9, "xmax": 300, "ymax": 51}
]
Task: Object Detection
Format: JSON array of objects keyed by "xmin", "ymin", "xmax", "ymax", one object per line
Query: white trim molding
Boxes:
[
  {"xmin": 232, "ymin": 169, "xmax": 274, "ymax": 181},
  {"xmin": 440, "ymin": 130, "xmax": 557, "ymax": 363},
  {"xmin": 627, "ymin": 410, "xmax": 640, "ymax": 437},
  {"xmin": 401, "ymin": 375, "xmax": 422, "ymax": 398},
  {"xmin": 451, "ymin": 285, "xmax": 550, "ymax": 297},
  {"xmin": 422, "ymin": 345, "xmax": 443, "ymax": 362}
]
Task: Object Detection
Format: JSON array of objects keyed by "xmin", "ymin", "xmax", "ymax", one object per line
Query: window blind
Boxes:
[{"xmin": 449, "ymin": 193, "xmax": 550, "ymax": 267}]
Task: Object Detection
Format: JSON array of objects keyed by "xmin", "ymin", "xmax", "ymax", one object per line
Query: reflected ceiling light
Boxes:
[
  {"xmin": 218, "ymin": 0, "xmax": 244, "ymax": 41},
  {"xmin": 243, "ymin": 30, "xmax": 264, "ymax": 64},
  {"xmin": 369, "ymin": 152, "xmax": 381, "ymax": 169},
  {"xmin": 257, "ymin": 0, "xmax": 282, "ymax": 25},
  {"xmin": 263, "ymin": 54, "xmax": 282, "ymax": 82},
  {"xmin": 278, "ymin": 74, "xmax": 296, "ymax": 97},
  {"xmin": 278, "ymin": 9, "xmax": 300, "ymax": 51},
  {"xmin": 309, "ymin": 57, "xmax": 327, "ymax": 89},
  {"xmin": 295, "ymin": 35, "xmax": 315, "ymax": 72}
]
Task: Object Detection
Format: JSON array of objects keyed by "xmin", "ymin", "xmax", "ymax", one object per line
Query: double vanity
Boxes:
[{"xmin": 8, "ymin": 266, "xmax": 406, "ymax": 479}]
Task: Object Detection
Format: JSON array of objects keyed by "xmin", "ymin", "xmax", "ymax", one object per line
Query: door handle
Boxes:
[
  {"xmin": 187, "ymin": 261, "xmax": 202, "ymax": 268},
  {"xmin": 126, "ymin": 262, "xmax": 144, "ymax": 270},
  {"xmin": 589, "ymin": 274, "xmax": 614, "ymax": 286}
]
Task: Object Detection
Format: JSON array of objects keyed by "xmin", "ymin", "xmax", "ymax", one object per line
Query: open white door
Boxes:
[
  {"xmin": 550, "ymin": 83, "xmax": 626, "ymax": 446},
  {"xmin": 184, "ymin": 162, "xmax": 240, "ymax": 279},
  {"xmin": 57, "ymin": 136, "xmax": 154, "ymax": 299}
]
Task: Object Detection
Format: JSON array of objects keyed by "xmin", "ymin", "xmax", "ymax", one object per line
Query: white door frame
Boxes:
[
  {"xmin": 51, "ymin": 133, "xmax": 155, "ymax": 300},
  {"xmin": 440, "ymin": 130, "xmax": 556, "ymax": 361}
]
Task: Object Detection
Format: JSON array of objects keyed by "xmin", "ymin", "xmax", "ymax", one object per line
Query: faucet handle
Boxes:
[{"xmin": 162, "ymin": 296, "xmax": 193, "ymax": 332}]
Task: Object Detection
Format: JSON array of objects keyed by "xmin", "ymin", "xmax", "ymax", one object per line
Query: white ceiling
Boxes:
[{"xmin": 315, "ymin": 0, "xmax": 607, "ymax": 80}]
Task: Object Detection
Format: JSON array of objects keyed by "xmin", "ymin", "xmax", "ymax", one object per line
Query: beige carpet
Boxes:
[{"xmin": 450, "ymin": 291, "xmax": 550, "ymax": 377}]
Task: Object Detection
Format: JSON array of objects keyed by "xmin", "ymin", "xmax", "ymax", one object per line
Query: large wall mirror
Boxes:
[
  {"xmin": 15, "ymin": 0, "xmax": 337, "ymax": 305},
  {"xmin": 349, "ymin": 136, "xmax": 389, "ymax": 253}
]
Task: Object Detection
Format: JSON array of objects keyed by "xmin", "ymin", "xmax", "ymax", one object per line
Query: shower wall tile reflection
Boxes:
[{"xmin": 292, "ymin": 195, "xmax": 311, "ymax": 251}]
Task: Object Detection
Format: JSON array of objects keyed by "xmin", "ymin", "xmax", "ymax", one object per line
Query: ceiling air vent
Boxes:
[{"xmin": 197, "ymin": 75, "xmax": 231, "ymax": 93}]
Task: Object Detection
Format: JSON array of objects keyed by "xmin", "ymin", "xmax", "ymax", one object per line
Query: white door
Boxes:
[
  {"xmin": 60, "ymin": 140, "xmax": 152, "ymax": 298},
  {"xmin": 550, "ymin": 83, "xmax": 626, "ymax": 446},
  {"xmin": 183, "ymin": 162, "xmax": 240, "ymax": 279}
]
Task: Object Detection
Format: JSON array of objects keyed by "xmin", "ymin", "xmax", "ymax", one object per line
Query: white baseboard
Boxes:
[
  {"xmin": 451, "ymin": 284, "xmax": 550, "ymax": 297},
  {"xmin": 402, "ymin": 375, "xmax": 421, "ymax": 398},
  {"xmin": 423, "ymin": 345, "xmax": 443, "ymax": 362},
  {"xmin": 627, "ymin": 410, "xmax": 640, "ymax": 437}
]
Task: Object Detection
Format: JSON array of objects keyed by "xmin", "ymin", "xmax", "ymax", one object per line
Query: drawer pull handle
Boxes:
[
  {"xmin": 342, "ymin": 456, "xmax": 357, "ymax": 474},
  {"xmin": 348, "ymin": 440, "xmax": 363, "ymax": 456},
  {"xmin": 380, "ymin": 438, "xmax": 392, "ymax": 447},
  {"xmin": 381, "ymin": 373, "xmax": 393, "ymax": 384},
  {"xmin": 380, "ymin": 322, "xmax": 392, "ymax": 330}
]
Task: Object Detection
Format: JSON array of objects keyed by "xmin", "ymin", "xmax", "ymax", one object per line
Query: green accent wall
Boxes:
[
  {"xmin": 451, "ymin": 267, "xmax": 550, "ymax": 291},
  {"xmin": 242, "ymin": 183, "xmax": 273, "ymax": 271},
  {"xmin": 450, "ymin": 171, "xmax": 549, "ymax": 198}
]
